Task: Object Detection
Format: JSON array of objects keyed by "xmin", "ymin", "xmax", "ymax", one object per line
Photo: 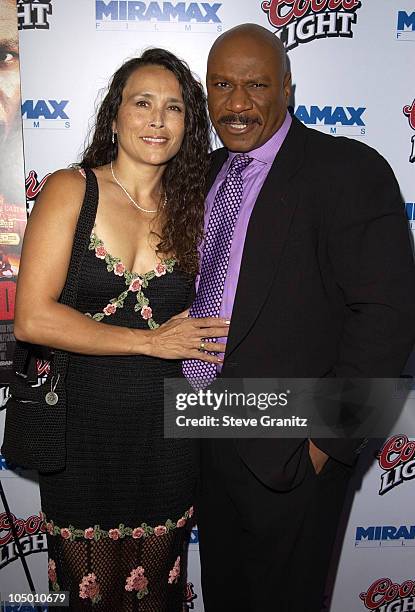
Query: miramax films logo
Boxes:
[
  {"xmin": 261, "ymin": 0, "xmax": 362, "ymax": 50},
  {"xmin": 95, "ymin": 1, "xmax": 223, "ymax": 32}
]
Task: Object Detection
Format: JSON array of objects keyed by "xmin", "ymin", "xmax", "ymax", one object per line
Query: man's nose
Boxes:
[{"xmin": 225, "ymin": 86, "xmax": 253, "ymax": 114}]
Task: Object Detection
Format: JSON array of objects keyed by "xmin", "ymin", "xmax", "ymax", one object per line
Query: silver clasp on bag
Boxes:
[{"xmin": 45, "ymin": 374, "xmax": 60, "ymax": 406}]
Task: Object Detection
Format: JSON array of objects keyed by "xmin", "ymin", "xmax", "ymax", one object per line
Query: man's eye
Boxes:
[
  {"xmin": 0, "ymin": 51, "xmax": 17, "ymax": 64},
  {"xmin": 251, "ymin": 83, "xmax": 266, "ymax": 88},
  {"xmin": 215, "ymin": 82, "xmax": 230, "ymax": 88}
]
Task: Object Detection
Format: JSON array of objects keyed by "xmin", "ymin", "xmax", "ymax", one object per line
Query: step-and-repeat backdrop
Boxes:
[{"xmin": 1, "ymin": 1, "xmax": 415, "ymax": 610}]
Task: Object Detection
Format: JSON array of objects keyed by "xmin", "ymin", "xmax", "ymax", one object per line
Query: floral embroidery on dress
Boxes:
[
  {"xmin": 79, "ymin": 573, "xmax": 101, "ymax": 604},
  {"xmin": 42, "ymin": 507, "xmax": 193, "ymax": 541},
  {"xmin": 108, "ymin": 528, "xmax": 121, "ymax": 540},
  {"xmin": 168, "ymin": 556, "xmax": 181, "ymax": 584},
  {"xmin": 125, "ymin": 566, "xmax": 149, "ymax": 599},
  {"xmin": 86, "ymin": 231, "xmax": 176, "ymax": 329},
  {"xmin": 48, "ymin": 559, "xmax": 60, "ymax": 592}
]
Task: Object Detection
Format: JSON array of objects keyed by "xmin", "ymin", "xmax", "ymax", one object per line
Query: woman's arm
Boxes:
[{"xmin": 14, "ymin": 170, "xmax": 227, "ymax": 362}]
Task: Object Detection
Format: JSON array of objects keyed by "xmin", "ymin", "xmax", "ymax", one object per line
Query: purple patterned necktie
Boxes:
[{"xmin": 182, "ymin": 153, "xmax": 252, "ymax": 389}]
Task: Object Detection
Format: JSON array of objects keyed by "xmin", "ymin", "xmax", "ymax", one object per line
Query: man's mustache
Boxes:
[{"xmin": 219, "ymin": 115, "xmax": 261, "ymax": 126}]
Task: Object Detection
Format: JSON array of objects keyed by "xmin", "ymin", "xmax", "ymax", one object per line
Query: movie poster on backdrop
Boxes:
[{"xmin": 0, "ymin": 0, "xmax": 27, "ymax": 383}]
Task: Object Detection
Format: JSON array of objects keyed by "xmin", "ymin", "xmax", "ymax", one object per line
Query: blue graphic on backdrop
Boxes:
[
  {"xmin": 406, "ymin": 203, "xmax": 415, "ymax": 232},
  {"xmin": 294, "ymin": 105, "xmax": 366, "ymax": 135},
  {"xmin": 355, "ymin": 525, "xmax": 415, "ymax": 547},
  {"xmin": 96, "ymin": 1, "xmax": 223, "ymax": 32},
  {"xmin": 21, "ymin": 100, "xmax": 70, "ymax": 130},
  {"xmin": 2, "ymin": 607, "xmax": 48, "ymax": 612},
  {"xmin": 397, "ymin": 11, "xmax": 415, "ymax": 41}
]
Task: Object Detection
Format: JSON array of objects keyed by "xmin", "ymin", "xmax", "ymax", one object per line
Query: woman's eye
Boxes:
[
  {"xmin": 168, "ymin": 106, "xmax": 182, "ymax": 112},
  {"xmin": 136, "ymin": 100, "xmax": 149, "ymax": 107}
]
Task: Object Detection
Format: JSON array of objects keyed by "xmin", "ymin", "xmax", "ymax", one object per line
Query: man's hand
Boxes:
[{"xmin": 308, "ymin": 440, "xmax": 329, "ymax": 475}]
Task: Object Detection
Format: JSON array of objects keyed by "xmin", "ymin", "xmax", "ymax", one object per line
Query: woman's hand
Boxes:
[{"xmin": 143, "ymin": 310, "xmax": 230, "ymax": 362}]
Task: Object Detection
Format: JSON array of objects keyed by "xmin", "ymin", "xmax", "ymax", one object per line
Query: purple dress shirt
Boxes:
[{"xmin": 196, "ymin": 112, "xmax": 292, "ymax": 366}]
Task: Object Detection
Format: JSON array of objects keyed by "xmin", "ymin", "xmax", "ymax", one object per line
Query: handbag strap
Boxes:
[{"xmin": 13, "ymin": 168, "xmax": 99, "ymax": 376}]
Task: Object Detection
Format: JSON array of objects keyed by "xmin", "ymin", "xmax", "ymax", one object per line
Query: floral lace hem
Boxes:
[
  {"xmin": 42, "ymin": 506, "xmax": 193, "ymax": 541},
  {"xmin": 87, "ymin": 231, "xmax": 176, "ymax": 329},
  {"xmin": 48, "ymin": 559, "xmax": 181, "ymax": 602}
]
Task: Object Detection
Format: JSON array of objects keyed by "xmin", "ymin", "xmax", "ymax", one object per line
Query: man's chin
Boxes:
[{"xmin": 216, "ymin": 133, "xmax": 258, "ymax": 152}]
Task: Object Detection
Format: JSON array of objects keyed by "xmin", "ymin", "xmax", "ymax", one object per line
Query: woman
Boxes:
[{"xmin": 14, "ymin": 48, "xmax": 228, "ymax": 611}]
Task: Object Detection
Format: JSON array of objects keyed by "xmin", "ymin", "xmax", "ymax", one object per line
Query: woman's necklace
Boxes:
[{"xmin": 110, "ymin": 161, "xmax": 167, "ymax": 214}]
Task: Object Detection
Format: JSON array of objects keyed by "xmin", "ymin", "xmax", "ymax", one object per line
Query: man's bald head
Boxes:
[
  {"xmin": 206, "ymin": 23, "xmax": 291, "ymax": 152},
  {"xmin": 208, "ymin": 24, "xmax": 289, "ymax": 78}
]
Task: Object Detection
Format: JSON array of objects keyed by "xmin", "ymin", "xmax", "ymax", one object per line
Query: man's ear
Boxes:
[{"xmin": 283, "ymin": 72, "xmax": 292, "ymax": 105}]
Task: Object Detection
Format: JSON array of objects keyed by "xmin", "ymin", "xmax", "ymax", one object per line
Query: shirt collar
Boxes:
[{"xmin": 227, "ymin": 111, "xmax": 292, "ymax": 166}]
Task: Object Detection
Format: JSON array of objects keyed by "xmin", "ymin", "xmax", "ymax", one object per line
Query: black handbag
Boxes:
[{"xmin": 1, "ymin": 168, "xmax": 98, "ymax": 473}]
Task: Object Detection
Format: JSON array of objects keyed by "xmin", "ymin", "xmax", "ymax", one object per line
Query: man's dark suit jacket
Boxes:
[{"xmin": 207, "ymin": 116, "xmax": 415, "ymax": 491}]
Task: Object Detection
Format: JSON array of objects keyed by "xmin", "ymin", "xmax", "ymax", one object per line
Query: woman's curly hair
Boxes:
[{"xmin": 81, "ymin": 48, "xmax": 211, "ymax": 276}]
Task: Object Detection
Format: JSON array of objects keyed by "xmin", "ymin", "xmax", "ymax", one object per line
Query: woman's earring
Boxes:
[{"xmin": 112, "ymin": 131, "xmax": 116, "ymax": 144}]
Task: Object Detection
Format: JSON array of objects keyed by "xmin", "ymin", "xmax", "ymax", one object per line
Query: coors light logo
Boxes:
[
  {"xmin": 261, "ymin": 0, "xmax": 362, "ymax": 50},
  {"xmin": 377, "ymin": 435, "xmax": 415, "ymax": 495},
  {"xmin": 360, "ymin": 578, "xmax": 415, "ymax": 611},
  {"xmin": 0, "ymin": 511, "xmax": 47, "ymax": 568},
  {"xmin": 17, "ymin": 0, "xmax": 53, "ymax": 30}
]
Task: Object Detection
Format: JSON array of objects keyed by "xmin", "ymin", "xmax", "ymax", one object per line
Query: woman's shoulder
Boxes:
[
  {"xmin": 32, "ymin": 168, "xmax": 89, "ymax": 219},
  {"xmin": 40, "ymin": 167, "xmax": 90, "ymax": 202},
  {"xmin": 45, "ymin": 167, "xmax": 87, "ymax": 190}
]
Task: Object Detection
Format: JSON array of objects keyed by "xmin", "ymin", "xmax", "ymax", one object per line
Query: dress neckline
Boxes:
[
  {"xmin": 90, "ymin": 227, "xmax": 175, "ymax": 278},
  {"xmin": 79, "ymin": 168, "xmax": 175, "ymax": 278}
]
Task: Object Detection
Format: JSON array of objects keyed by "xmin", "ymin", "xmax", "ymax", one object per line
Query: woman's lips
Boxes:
[{"xmin": 140, "ymin": 136, "xmax": 168, "ymax": 145}]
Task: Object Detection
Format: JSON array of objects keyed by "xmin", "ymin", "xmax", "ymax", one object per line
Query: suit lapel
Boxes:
[{"xmin": 225, "ymin": 118, "xmax": 307, "ymax": 358}]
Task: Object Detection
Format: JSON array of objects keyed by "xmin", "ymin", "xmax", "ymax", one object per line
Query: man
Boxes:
[{"xmin": 186, "ymin": 24, "xmax": 415, "ymax": 612}]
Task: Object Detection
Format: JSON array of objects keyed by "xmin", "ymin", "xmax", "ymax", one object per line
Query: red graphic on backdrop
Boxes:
[
  {"xmin": 36, "ymin": 359, "xmax": 50, "ymax": 377},
  {"xmin": 377, "ymin": 435, "xmax": 415, "ymax": 495},
  {"xmin": 184, "ymin": 582, "xmax": 198, "ymax": 609},
  {"xmin": 0, "ymin": 511, "xmax": 46, "ymax": 546},
  {"xmin": 26, "ymin": 169, "xmax": 50, "ymax": 201},
  {"xmin": 360, "ymin": 578, "xmax": 415, "ymax": 611},
  {"xmin": 0, "ymin": 280, "xmax": 16, "ymax": 320},
  {"xmin": 0, "ymin": 511, "xmax": 47, "ymax": 569},
  {"xmin": 403, "ymin": 100, "xmax": 415, "ymax": 163},
  {"xmin": 403, "ymin": 100, "xmax": 415, "ymax": 129},
  {"xmin": 261, "ymin": 0, "xmax": 362, "ymax": 50},
  {"xmin": 262, "ymin": 0, "xmax": 360, "ymax": 28}
]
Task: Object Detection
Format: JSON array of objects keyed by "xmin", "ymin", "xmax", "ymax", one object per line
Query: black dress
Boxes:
[{"xmin": 39, "ymin": 203, "xmax": 198, "ymax": 611}]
